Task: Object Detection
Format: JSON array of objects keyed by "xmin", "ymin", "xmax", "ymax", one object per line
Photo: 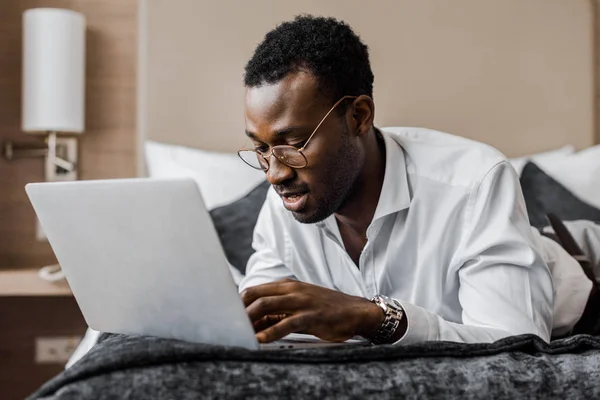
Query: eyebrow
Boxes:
[{"xmin": 245, "ymin": 126, "xmax": 311, "ymax": 140}]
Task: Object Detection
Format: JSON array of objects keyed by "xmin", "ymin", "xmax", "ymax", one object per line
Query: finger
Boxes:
[
  {"xmin": 256, "ymin": 314, "xmax": 308, "ymax": 343},
  {"xmin": 240, "ymin": 279, "xmax": 298, "ymax": 307},
  {"xmin": 253, "ymin": 316, "xmax": 274, "ymax": 333},
  {"xmin": 252, "ymin": 314, "xmax": 287, "ymax": 332},
  {"xmin": 246, "ymin": 294, "xmax": 300, "ymax": 322}
]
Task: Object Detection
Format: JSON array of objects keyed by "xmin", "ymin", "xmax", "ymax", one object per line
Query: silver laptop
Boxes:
[{"xmin": 26, "ymin": 178, "xmax": 365, "ymax": 350}]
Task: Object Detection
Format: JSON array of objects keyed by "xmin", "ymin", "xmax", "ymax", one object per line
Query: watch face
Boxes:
[
  {"xmin": 375, "ymin": 294, "xmax": 390, "ymax": 301},
  {"xmin": 391, "ymin": 298, "xmax": 403, "ymax": 309},
  {"xmin": 379, "ymin": 295, "xmax": 403, "ymax": 311}
]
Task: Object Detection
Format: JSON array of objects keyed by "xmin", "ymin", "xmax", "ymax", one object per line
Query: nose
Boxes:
[{"xmin": 266, "ymin": 155, "xmax": 296, "ymax": 186}]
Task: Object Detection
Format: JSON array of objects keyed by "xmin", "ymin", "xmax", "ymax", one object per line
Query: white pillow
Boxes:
[
  {"xmin": 508, "ymin": 145, "xmax": 575, "ymax": 175},
  {"xmin": 145, "ymin": 140, "xmax": 266, "ymax": 210},
  {"xmin": 534, "ymin": 145, "xmax": 600, "ymax": 209},
  {"xmin": 144, "ymin": 140, "xmax": 262, "ymax": 281}
]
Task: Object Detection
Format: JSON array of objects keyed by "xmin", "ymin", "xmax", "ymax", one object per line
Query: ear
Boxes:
[{"xmin": 349, "ymin": 95, "xmax": 375, "ymax": 137}]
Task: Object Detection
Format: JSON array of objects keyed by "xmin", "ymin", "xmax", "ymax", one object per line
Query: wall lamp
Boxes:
[{"xmin": 2, "ymin": 8, "xmax": 85, "ymax": 182}]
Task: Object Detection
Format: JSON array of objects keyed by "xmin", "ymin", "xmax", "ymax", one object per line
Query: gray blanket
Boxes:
[{"xmin": 28, "ymin": 333, "xmax": 600, "ymax": 399}]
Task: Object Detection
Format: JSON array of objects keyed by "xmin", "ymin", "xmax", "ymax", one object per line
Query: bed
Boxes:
[
  {"xmin": 29, "ymin": 334, "xmax": 600, "ymax": 399},
  {"xmin": 29, "ymin": 0, "xmax": 600, "ymax": 398}
]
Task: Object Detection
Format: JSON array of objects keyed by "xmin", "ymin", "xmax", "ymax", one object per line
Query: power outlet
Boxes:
[{"xmin": 35, "ymin": 336, "xmax": 82, "ymax": 364}]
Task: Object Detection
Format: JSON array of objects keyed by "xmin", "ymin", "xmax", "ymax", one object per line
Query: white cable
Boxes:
[{"xmin": 38, "ymin": 263, "xmax": 65, "ymax": 282}]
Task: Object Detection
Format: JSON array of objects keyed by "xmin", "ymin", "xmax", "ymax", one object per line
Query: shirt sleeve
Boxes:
[
  {"xmin": 239, "ymin": 189, "xmax": 296, "ymax": 292},
  {"xmin": 396, "ymin": 161, "xmax": 554, "ymax": 344}
]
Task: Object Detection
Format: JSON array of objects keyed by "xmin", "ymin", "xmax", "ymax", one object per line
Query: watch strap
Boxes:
[{"xmin": 370, "ymin": 295, "xmax": 404, "ymax": 345}]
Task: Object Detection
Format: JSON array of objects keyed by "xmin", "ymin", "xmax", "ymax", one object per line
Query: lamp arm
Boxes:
[{"xmin": 53, "ymin": 156, "xmax": 75, "ymax": 172}]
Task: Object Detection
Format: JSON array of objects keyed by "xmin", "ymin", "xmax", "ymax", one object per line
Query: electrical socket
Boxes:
[{"xmin": 35, "ymin": 336, "xmax": 82, "ymax": 364}]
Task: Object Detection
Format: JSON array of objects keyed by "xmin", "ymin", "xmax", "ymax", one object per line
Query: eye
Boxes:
[
  {"xmin": 291, "ymin": 140, "xmax": 308, "ymax": 149},
  {"xmin": 254, "ymin": 144, "xmax": 269, "ymax": 153}
]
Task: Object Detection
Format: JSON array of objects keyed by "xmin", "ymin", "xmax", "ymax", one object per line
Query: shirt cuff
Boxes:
[{"xmin": 392, "ymin": 300, "xmax": 434, "ymax": 345}]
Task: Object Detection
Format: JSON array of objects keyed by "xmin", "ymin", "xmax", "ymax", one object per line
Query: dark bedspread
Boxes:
[{"xmin": 29, "ymin": 333, "xmax": 600, "ymax": 400}]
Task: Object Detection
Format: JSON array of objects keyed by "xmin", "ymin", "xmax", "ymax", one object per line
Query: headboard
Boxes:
[{"xmin": 138, "ymin": 0, "xmax": 599, "ymax": 157}]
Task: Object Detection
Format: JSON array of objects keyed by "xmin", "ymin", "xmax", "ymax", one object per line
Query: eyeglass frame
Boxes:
[{"xmin": 237, "ymin": 95, "xmax": 358, "ymax": 172}]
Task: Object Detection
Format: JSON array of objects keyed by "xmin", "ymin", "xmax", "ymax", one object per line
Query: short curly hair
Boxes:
[{"xmin": 244, "ymin": 15, "xmax": 374, "ymax": 107}]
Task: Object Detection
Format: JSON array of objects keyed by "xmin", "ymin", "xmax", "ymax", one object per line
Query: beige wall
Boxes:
[
  {"xmin": 141, "ymin": 0, "xmax": 596, "ymax": 157},
  {"xmin": 0, "ymin": 0, "xmax": 137, "ymax": 268}
]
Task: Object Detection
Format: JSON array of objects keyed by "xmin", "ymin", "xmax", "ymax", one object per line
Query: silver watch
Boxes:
[{"xmin": 369, "ymin": 294, "xmax": 404, "ymax": 344}]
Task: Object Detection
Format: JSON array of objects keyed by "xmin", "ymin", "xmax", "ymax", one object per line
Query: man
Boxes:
[{"xmin": 237, "ymin": 15, "xmax": 598, "ymax": 345}]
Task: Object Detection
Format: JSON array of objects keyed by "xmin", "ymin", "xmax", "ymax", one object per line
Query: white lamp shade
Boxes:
[{"xmin": 22, "ymin": 8, "xmax": 86, "ymax": 134}]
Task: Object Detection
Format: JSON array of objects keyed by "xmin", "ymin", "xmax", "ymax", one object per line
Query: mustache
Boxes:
[{"xmin": 273, "ymin": 183, "xmax": 309, "ymax": 195}]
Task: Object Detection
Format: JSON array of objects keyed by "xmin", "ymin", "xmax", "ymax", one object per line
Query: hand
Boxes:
[{"xmin": 240, "ymin": 279, "xmax": 385, "ymax": 343}]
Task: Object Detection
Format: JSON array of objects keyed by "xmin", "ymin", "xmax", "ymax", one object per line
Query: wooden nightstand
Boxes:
[{"xmin": 0, "ymin": 268, "xmax": 88, "ymax": 400}]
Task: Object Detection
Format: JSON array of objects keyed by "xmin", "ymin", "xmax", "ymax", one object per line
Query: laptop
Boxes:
[{"xmin": 25, "ymin": 178, "xmax": 366, "ymax": 350}]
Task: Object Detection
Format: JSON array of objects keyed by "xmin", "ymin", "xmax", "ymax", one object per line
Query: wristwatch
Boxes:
[{"xmin": 369, "ymin": 294, "xmax": 405, "ymax": 344}]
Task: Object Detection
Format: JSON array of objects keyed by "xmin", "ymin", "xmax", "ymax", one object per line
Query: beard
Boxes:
[{"xmin": 291, "ymin": 122, "xmax": 363, "ymax": 224}]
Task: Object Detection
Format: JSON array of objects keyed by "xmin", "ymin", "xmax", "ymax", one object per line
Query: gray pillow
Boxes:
[
  {"xmin": 520, "ymin": 162, "xmax": 600, "ymax": 228},
  {"xmin": 209, "ymin": 180, "xmax": 270, "ymax": 274}
]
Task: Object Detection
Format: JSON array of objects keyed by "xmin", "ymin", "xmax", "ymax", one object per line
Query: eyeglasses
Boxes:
[{"xmin": 238, "ymin": 95, "xmax": 357, "ymax": 171}]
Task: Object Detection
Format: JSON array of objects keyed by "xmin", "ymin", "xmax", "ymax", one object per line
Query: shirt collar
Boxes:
[
  {"xmin": 316, "ymin": 129, "xmax": 411, "ymax": 230},
  {"xmin": 372, "ymin": 129, "xmax": 411, "ymax": 221}
]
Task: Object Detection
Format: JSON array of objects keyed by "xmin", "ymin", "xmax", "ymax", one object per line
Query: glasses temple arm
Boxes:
[{"xmin": 299, "ymin": 95, "xmax": 357, "ymax": 151}]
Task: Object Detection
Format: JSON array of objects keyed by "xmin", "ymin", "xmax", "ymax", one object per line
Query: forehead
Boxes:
[{"xmin": 244, "ymin": 71, "xmax": 325, "ymax": 135}]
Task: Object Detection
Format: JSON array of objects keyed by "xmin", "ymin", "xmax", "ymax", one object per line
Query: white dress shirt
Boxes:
[{"xmin": 239, "ymin": 128, "xmax": 592, "ymax": 344}]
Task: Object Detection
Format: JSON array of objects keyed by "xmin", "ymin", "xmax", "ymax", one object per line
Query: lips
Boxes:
[{"xmin": 278, "ymin": 190, "xmax": 309, "ymax": 212}]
